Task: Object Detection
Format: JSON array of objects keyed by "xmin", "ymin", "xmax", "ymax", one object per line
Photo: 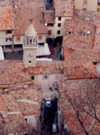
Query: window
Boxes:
[
  {"xmin": 38, "ymin": 35, "xmax": 42, "ymax": 40},
  {"xmin": 48, "ymin": 30, "xmax": 52, "ymax": 35},
  {"xmin": 68, "ymin": 31, "xmax": 72, "ymax": 35},
  {"xmin": 58, "ymin": 23, "xmax": 61, "ymax": 27},
  {"xmin": 31, "ymin": 75, "xmax": 35, "ymax": 80},
  {"xmin": 25, "ymin": 118, "xmax": 27, "ymax": 121},
  {"xmin": 14, "ymin": 44, "xmax": 22, "ymax": 49},
  {"xmin": 58, "ymin": 17, "xmax": 61, "ymax": 21},
  {"xmin": 38, "ymin": 43, "xmax": 44, "ymax": 46},
  {"xmin": 17, "ymin": 36, "xmax": 21, "ymax": 41},
  {"xmin": 5, "ymin": 45, "xmax": 11, "ymax": 49},
  {"xmin": 43, "ymin": 75, "xmax": 48, "ymax": 79},
  {"xmin": 47, "ymin": 23, "xmax": 54, "ymax": 26},
  {"xmin": 57, "ymin": 30, "xmax": 60, "ymax": 35},
  {"xmin": 29, "ymin": 61, "xmax": 31, "ymax": 63},
  {"xmin": 93, "ymin": 62, "xmax": 97, "ymax": 65},
  {"xmin": 30, "ymin": 39, "xmax": 32, "ymax": 44},
  {"xmin": 98, "ymin": 0, "xmax": 100, "ymax": 5},
  {"xmin": 6, "ymin": 30, "xmax": 12, "ymax": 34},
  {"xmin": 6, "ymin": 38, "xmax": 12, "ymax": 42}
]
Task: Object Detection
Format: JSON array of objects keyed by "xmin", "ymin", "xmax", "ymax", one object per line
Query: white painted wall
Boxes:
[
  {"xmin": 0, "ymin": 31, "xmax": 13, "ymax": 46},
  {"xmin": 37, "ymin": 34, "xmax": 47, "ymax": 44},
  {"xmin": 38, "ymin": 74, "xmax": 64, "ymax": 91},
  {"xmin": 88, "ymin": 0, "xmax": 97, "ymax": 11},
  {"xmin": 47, "ymin": 17, "xmax": 72, "ymax": 39},
  {"xmin": 75, "ymin": 0, "xmax": 98, "ymax": 11},
  {"xmin": 14, "ymin": 35, "xmax": 24, "ymax": 45}
]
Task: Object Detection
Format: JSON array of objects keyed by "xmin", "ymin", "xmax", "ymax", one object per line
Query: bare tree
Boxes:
[{"xmin": 63, "ymin": 79, "xmax": 100, "ymax": 135}]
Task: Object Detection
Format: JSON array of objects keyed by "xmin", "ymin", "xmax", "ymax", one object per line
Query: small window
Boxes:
[
  {"xmin": 6, "ymin": 30, "xmax": 12, "ymax": 34},
  {"xmin": 58, "ymin": 23, "xmax": 61, "ymax": 27},
  {"xmin": 38, "ymin": 43, "xmax": 44, "ymax": 46},
  {"xmin": 6, "ymin": 38, "xmax": 12, "ymax": 42},
  {"xmin": 5, "ymin": 45, "xmax": 11, "ymax": 49},
  {"xmin": 93, "ymin": 62, "xmax": 97, "ymax": 65},
  {"xmin": 17, "ymin": 36, "xmax": 21, "ymax": 41},
  {"xmin": 30, "ymin": 39, "xmax": 32, "ymax": 44},
  {"xmin": 58, "ymin": 17, "xmax": 61, "ymax": 21},
  {"xmin": 29, "ymin": 61, "xmax": 31, "ymax": 63},
  {"xmin": 48, "ymin": 30, "xmax": 52, "ymax": 35},
  {"xmin": 47, "ymin": 23, "xmax": 54, "ymax": 26},
  {"xmin": 31, "ymin": 75, "xmax": 35, "ymax": 80},
  {"xmin": 25, "ymin": 118, "xmax": 27, "ymax": 122},
  {"xmin": 68, "ymin": 31, "xmax": 72, "ymax": 35},
  {"xmin": 57, "ymin": 30, "xmax": 61, "ymax": 35},
  {"xmin": 38, "ymin": 35, "xmax": 42, "ymax": 40},
  {"xmin": 43, "ymin": 75, "xmax": 48, "ymax": 79}
]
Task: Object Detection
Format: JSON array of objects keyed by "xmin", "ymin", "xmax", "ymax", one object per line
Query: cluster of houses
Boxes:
[{"xmin": 0, "ymin": 0, "xmax": 100, "ymax": 135}]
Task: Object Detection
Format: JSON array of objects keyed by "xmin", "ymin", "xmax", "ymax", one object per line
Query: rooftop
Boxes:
[
  {"xmin": 54, "ymin": 0, "xmax": 73, "ymax": 17},
  {"xmin": 0, "ymin": 6, "xmax": 14, "ymax": 30}
]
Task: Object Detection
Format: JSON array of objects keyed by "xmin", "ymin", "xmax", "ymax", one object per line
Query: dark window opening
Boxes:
[
  {"xmin": 6, "ymin": 38, "xmax": 12, "ymax": 42},
  {"xmin": 30, "ymin": 39, "xmax": 32, "ymax": 44},
  {"xmin": 31, "ymin": 75, "xmax": 35, "ymax": 80},
  {"xmin": 14, "ymin": 44, "xmax": 22, "ymax": 49},
  {"xmin": 43, "ymin": 75, "xmax": 48, "ymax": 79},
  {"xmin": 29, "ymin": 61, "xmax": 32, "ymax": 63},
  {"xmin": 68, "ymin": 31, "xmax": 72, "ymax": 34},
  {"xmin": 6, "ymin": 30, "xmax": 12, "ymax": 34},
  {"xmin": 38, "ymin": 43, "xmax": 44, "ymax": 46},
  {"xmin": 47, "ymin": 23, "xmax": 54, "ymax": 26},
  {"xmin": 58, "ymin": 23, "xmax": 61, "ymax": 27},
  {"xmin": 57, "ymin": 30, "xmax": 61, "ymax": 35},
  {"xmin": 25, "ymin": 118, "xmax": 27, "ymax": 122},
  {"xmin": 5, "ymin": 45, "xmax": 12, "ymax": 49},
  {"xmin": 58, "ymin": 17, "xmax": 61, "ymax": 21},
  {"xmin": 93, "ymin": 62, "xmax": 97, "ymax": 65}
]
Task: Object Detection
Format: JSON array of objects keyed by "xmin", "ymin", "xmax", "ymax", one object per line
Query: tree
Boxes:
[{"xmin": 61, "ymin": 79, "xmax": 100, "ymax": 135}]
